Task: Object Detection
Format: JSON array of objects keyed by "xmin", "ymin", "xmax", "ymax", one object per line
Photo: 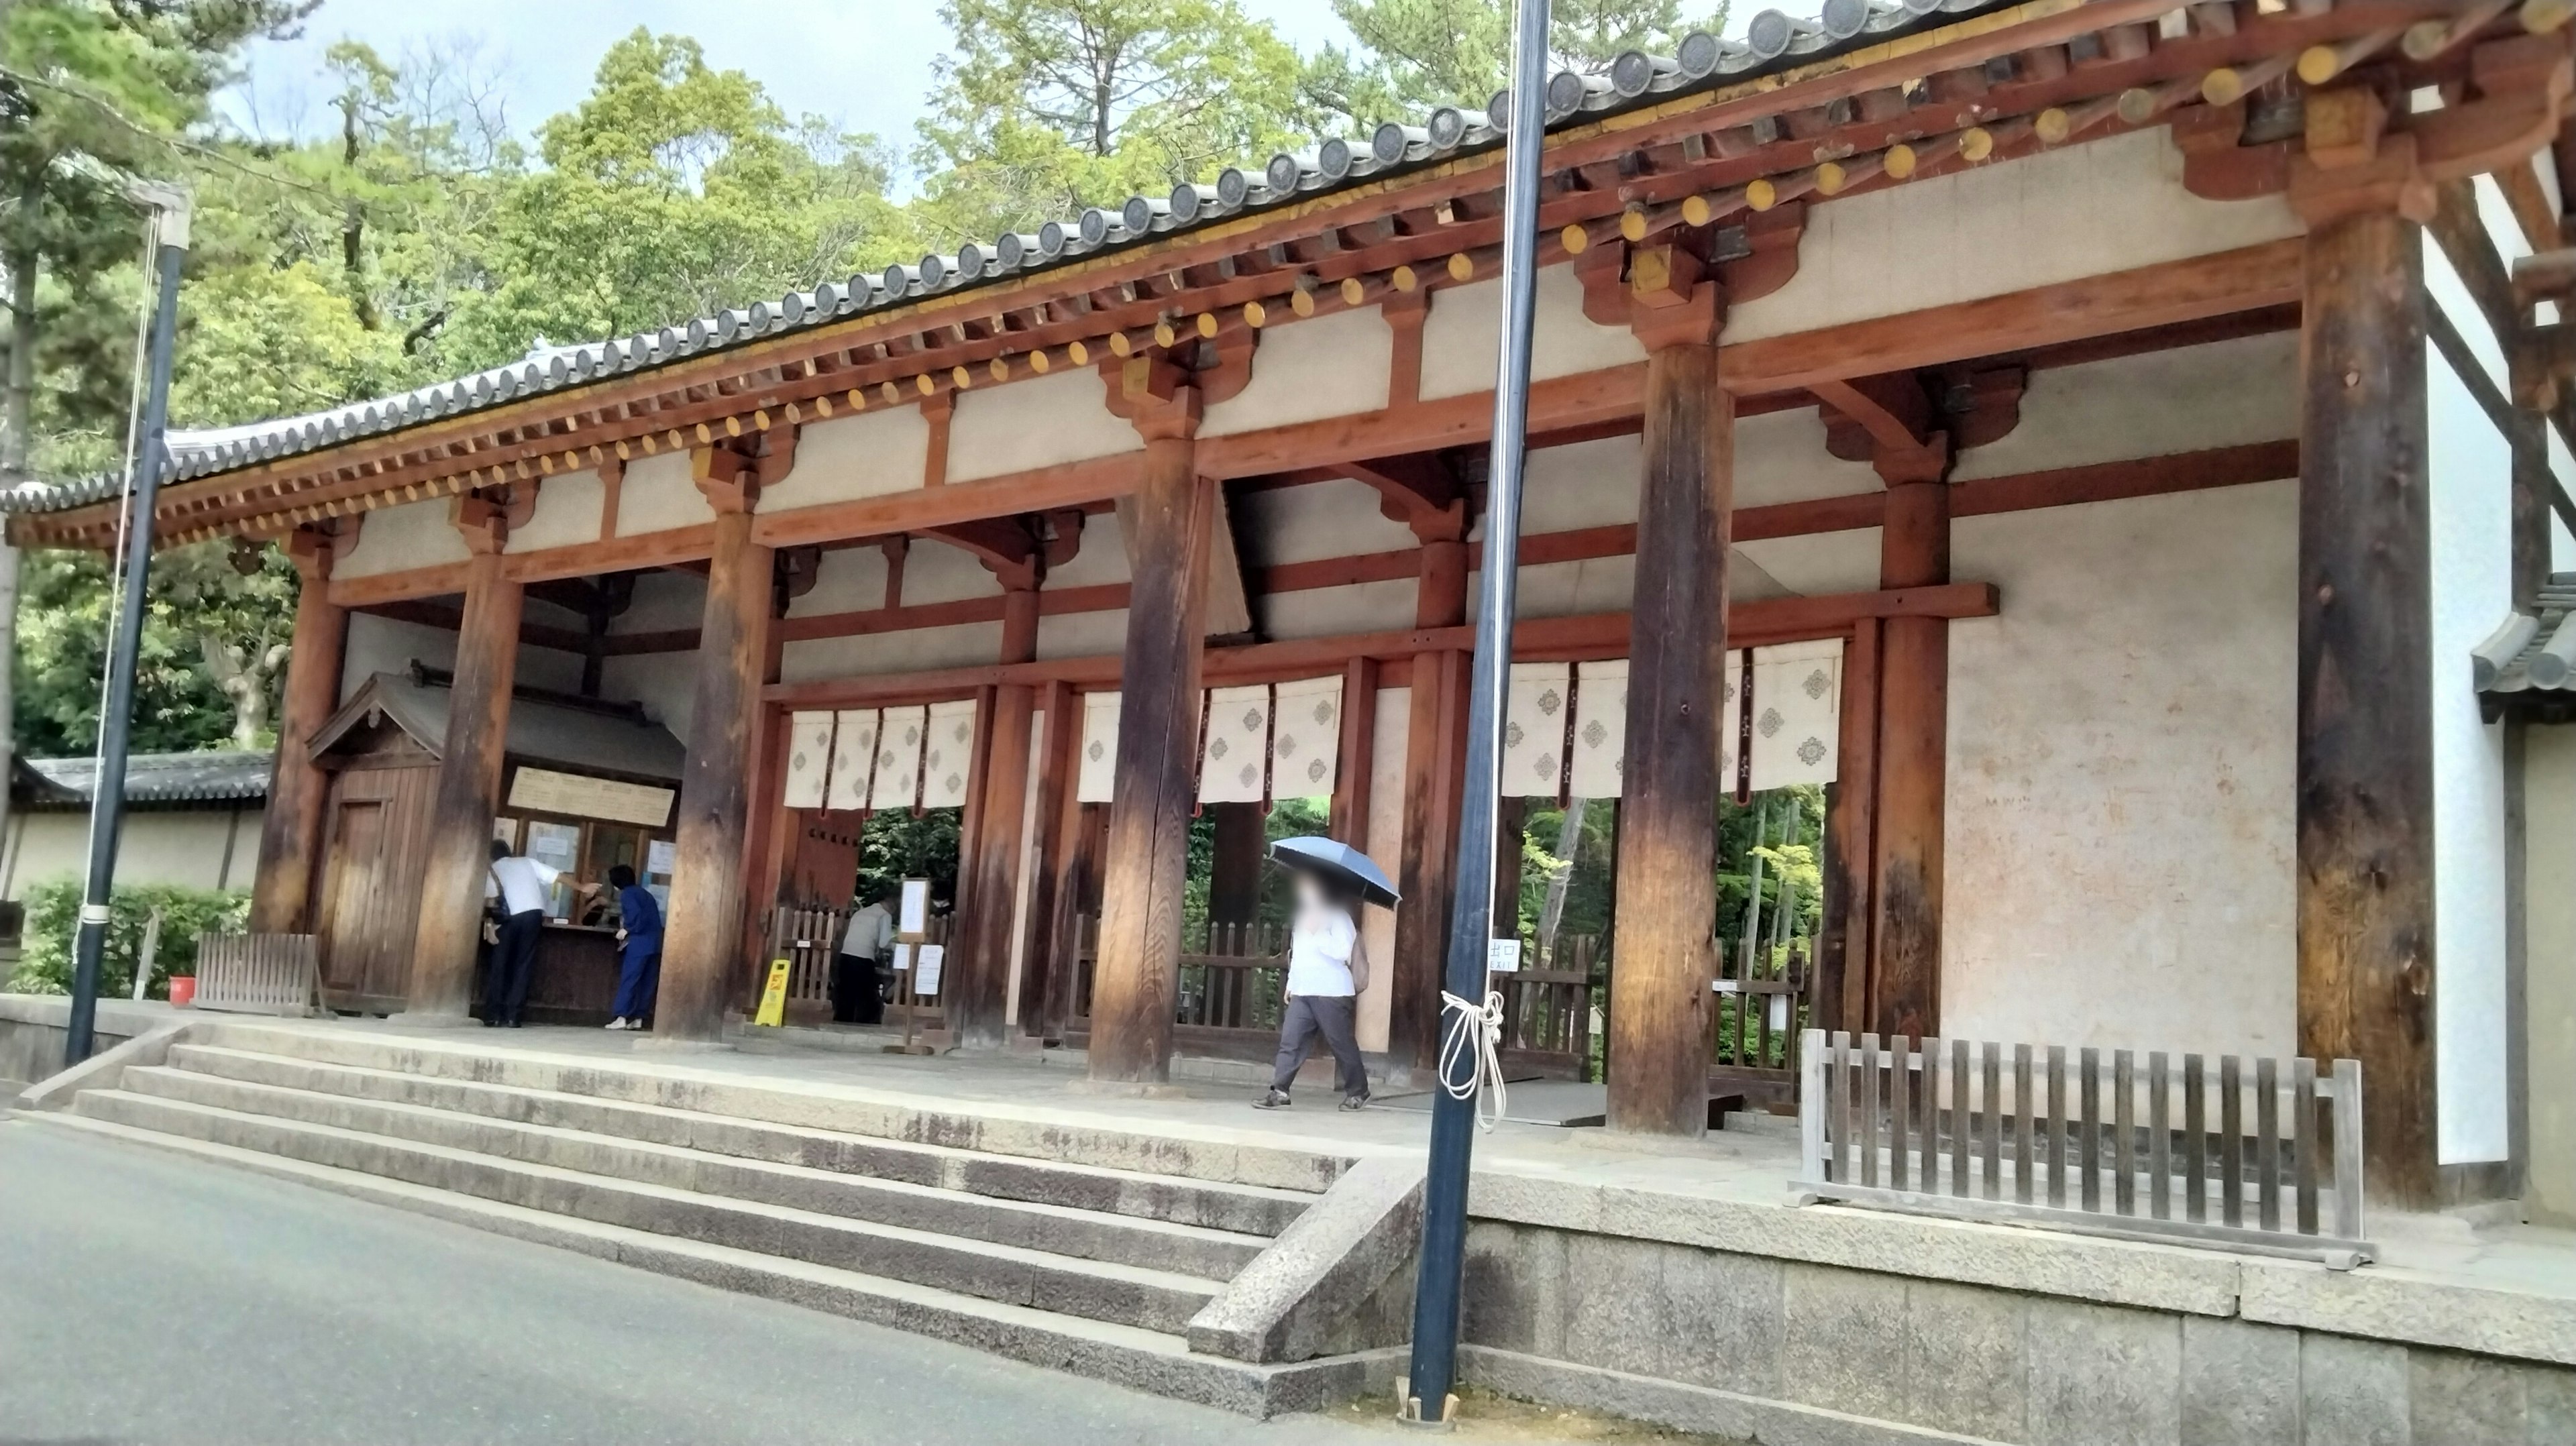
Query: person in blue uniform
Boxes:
[{"xmin": 604, "ymin": 865, "xmax": 663, "ymax": 1031}]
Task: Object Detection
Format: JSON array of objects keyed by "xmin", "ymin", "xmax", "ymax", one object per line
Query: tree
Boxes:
[
  {"xmin": 1311, "ymin": 0, "xmax": 1730, "ymax": 128},
  {"xmin": 913, "ymin": 0, "xmax": 1314, "ymax": 243}
]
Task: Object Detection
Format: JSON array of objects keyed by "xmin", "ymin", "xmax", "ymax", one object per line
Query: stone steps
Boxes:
[
  {"xmin": 30, "ymin": 1111, "xmax": 1387, "ymax": 1418},
  {"xmin": 159, "ymin": 1042, "xmax": 1311, "ymax": 1236},
  {"xmin": 119, "ymin": 1063, "xmax": 1270, "ymax": 1280},
  {"xmin": 74, "ymin": 1087, "xmax": 1225, "ymax": 1335}
]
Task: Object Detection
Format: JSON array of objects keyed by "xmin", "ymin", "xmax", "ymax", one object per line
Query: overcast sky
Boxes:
[{"xmin": 219, "ymin": 0, "xmax": 1363, "ymax": 175}]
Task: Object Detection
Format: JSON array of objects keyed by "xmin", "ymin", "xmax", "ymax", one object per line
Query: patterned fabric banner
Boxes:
[
  {"xmin": 920, "ymin": 698, "xmax": 981, "ymax": 809},
  {"xmin": 1721, "ymin": 650, "xmax": 1750, "ymax": 792},
  {"xmin": 1270, "ymin": 675, "xmax": 1343, "ymax": 799},
  {"xmin": 824, "ymin": 708, "xmax": 878, "ymax": 812},
  {"xmin": 1748, "ymin": 641, "xmax": 1841, "ymax": 791},
  {"xmin": 1199, "ymin": 684, "xmax": 1272, "ymax": 803},
  {"xmin": 1501, "ymin": 663, "xmax": 1573, "ymax": 798},
  {"xmin": 1567, "ymin": 660, "xmax": 1626, "ymax": 799},
  {"xmin": 1075, "ymin": 691, "xmax": 1122, "ymax": 803},
  {"xmin": 870, "ymin": 704, "xmax": 927, "ymax": 811},
  {"xmin": 782, "ymin": 711, "xmax": 833, "ymax": 808}
]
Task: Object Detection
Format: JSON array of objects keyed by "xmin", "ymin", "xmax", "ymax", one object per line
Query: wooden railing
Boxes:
[
  {"xmin": 765, "ymin": 905, "xmax": 845, "ymax": 1023},
  {"xmin": 1065, "ymin": 915, "xmax": 1293, "ymax": 1046},
  {"xmin": 193, "ymin": 933, "xmax": 319, "ymax": 1017},
  {"xmin": 1713, "ymin": 936, "xmax": 1809, "ymax": 1095},
  {"xmin": 1794, "ymin": 1031, "xmax": 2370, "ymax": 1267},
  {"xmin": 1496, "ymin": 933, "xmax": 1602, "ymax": 1078}
]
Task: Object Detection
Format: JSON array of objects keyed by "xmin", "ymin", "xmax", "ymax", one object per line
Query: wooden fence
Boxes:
[
  {"xmin": 194, "ymin": 933, "xmax": 319, "ymax": 1017},
  {"xmin": 1495, "ymin": 933, "xmax": 1602, "ymax": 1078},
  {"xmin": 1794, "ymin": 1031, "xmax": 2369, "ymax": 1267},
  {"xmin": 764, "ymin": 905, "xmax": 845, "ymax": 1024}
]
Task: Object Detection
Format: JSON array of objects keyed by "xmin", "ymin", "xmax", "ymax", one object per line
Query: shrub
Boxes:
[{"xmin": 7, "ymin": 877, "xmax": 252, "ymax": 999}]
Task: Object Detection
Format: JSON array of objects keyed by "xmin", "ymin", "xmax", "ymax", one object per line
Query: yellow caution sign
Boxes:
[{"xmin": 753, "ymin": 958, "xmax": 792, "ymax": 1027}]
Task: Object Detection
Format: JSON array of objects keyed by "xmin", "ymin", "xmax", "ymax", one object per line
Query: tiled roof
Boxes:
[
  {"xmin": 2476, "ymin": 573, "xmax": 2576, "ymax": 707},
  {"xmin": 15, "ymin": 750, "xmax": 272, "ymax": 807},
  {"xmin": 0, "ymin": 0, "xmax": 1998, "ymax": 516}
]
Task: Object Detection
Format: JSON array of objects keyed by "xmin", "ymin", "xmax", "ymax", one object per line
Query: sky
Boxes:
[{"xmin": 219, "ymin": 0, "xmax": 1364, "ymax": 174}]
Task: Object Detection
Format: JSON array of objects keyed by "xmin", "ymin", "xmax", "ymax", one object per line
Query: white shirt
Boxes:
[
  {"xmin": 486, "ymin": 856, "xmax": 561, "ymax": 916},
  {"xmin": 1285, "ymin": 905, "xmax": 1358, "ymax": 998},
  {"xmin": 841, "ymin": 901, "xmax": 894, "ymax": 958}
]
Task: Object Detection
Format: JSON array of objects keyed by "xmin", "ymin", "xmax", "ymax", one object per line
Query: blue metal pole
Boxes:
[
  {"xmin": 64, "ymin": 207, "xmax": 188, "ymax": 1068},
  {"xmin": 1402, "ymin": 0, "xmax": 1551, "ymax": 1424}
]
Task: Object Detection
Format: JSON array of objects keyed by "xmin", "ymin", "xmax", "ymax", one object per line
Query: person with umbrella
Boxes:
[{"xmin": 1256, "ymin": 837, "xmax": 1399, "ymax": 1112}]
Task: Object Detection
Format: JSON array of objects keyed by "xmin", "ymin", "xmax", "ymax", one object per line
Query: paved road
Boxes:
[{"xmin": 0, "ymin": 1120, "xmax": 1429, "ymax": 1446}]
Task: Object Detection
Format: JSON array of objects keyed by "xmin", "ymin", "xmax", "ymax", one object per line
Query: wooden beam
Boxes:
[
  {"xmin": 655, "ymin": 510, "xmax": 777, "ymax": 1042},
  {"xmin": 1016, "ymin": 681, "xmax": 1080, "ymax": 1042},
  {"xmin": 1389, "ymin": 533, "xmax": 1471, "ymax": 1080},
  {"xmin": 1819, "ymin": 618, "xmax": 1881, "ymax": 1037},
  {"xmin": 2298, "ymin": 205, "xmax": 2441, "ymax": 1211},
  {"xmin": 1870, "ymin": 479, "xmax": 1951, "ymax": 1041},
  {"xmin": 1329, "ymin": 657, "xmax": 1377, "ymax": 847},
  {"xmin": 395, "ymin": 549, "xmax": 521, "ymax": 1021},
  {"xmin": 1609, "ymin": 337, "xmax": 1731, "ymax": 1136},
  {"xmin": 248, "ymin": 535, "xmax": 349, "ymax": 934}
]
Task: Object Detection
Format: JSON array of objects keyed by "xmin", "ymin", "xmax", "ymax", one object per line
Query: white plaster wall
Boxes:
[
  {"xmin": 1037, "ymin": 608, "xmax": 1128, "ymax": 661},
  {"xmin": 1730, "ymin": 128, "xmax": 2302, "ymax": 345},
  {"xmin": 2548, "ymin": 430, "xmax": 2576, "ymax": 571},
  {"xmin": 1941, "ymin": 481, "xmax": 2298, "ymax": 1061},
  {"xmin": 1259, "ymin": 580, "xmax": 1418, "ymax": 641},
  {"xmin": 901, "ymin": 537, "xmax": 1008, "ymax": 606},
  {"xmin": 947, "ymin": 369, "xmax": 1140, "ymax": 484},
  {"xmin": 609, "ymin": 569, "xmax": 707, "ymax": 634},
  {"xmin": 504, "ymin": 468, "xmax": 605, "ymax": 553},
  {"xmin": 1356, "ymin": 684, "xmax": 1409, "ymax": 1054},
  {"xmin": 1419, "ymin": 266, "xmax": 1649, "ymax": 402},
  {"xmin": 1203, "ymin": 308, "xmax": 1395, "ymax": 437},
  {"xmin": 2527, "ymin": 728, "xmax": 2576, "ymax": 1225},
  {"xmin": 1513, "ymin": 436, "xmax": 1644, "ymax": 534},
  {"xmin": 600, "ymin": 649, "xmax": 700, "ymax": 748},
  {"xmin": 2427, "ymin": 317, "xmax": 2514, "ymax": 1166},
  {"xmin": 1953, "ymin": 332, "xmax": 2300, "ymax": 482},
  {"xmin": 1737, "ymin": 527, "xmax": 1881, "ymax": 598},
  {"xmin": 1738, "ymin": 408, "xmax": 1882, "ymax": 507},
  {"xmin": 1, "ymin": 808, "xmax": 262, "ymax": 899},
  {"xmin": 782, "ymin": 624, "xmax": 1004, "ymax": 683},
  {"xmin": 335, "ymin": 497, "xmax": 469, "ymax": 579},
  {"xmin": 616, "ymin": 452, "xmax": 714, "ymax": 535},
  {"xmin": 792, "ymin": 547, "xmax": 887, "ymax": 617},
  {"xmin": 761, "ymin": 405, "xmax": 930, "ymax": 512},
  {"xmin": 1045, "ymin": 510, "xmax": 1130, "ymax": 589},
  {"xmin": 341, "ymin": 612, "xmax": 457, "ymax": 699},
  {"xmin": 1232, "ymin": 479, "xmax": 1417, "ymax": 565}
]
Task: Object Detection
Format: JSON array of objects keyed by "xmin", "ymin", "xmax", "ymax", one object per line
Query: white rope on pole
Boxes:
[{"xmin": 1438, "ymin": 981, "xmax": 1509, "ymax": 1131}]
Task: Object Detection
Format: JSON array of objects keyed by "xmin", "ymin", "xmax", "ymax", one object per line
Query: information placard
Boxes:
[
  {"xmin": 913, "ymin": 944, "xmax": 945, "ymax": 997},
  {"xmin": 506, "ymin": 767, "xmax": 675, "ymax": 828},
  {"xmin": 896, "ymin": 877, "xmax": 931, "ymax": 940}
]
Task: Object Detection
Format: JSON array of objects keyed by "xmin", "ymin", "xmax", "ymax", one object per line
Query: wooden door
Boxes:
[
  {"xmin": 313, "ymin": 762, "xmax": 437, "ymax": 1011},
  {"xmin": 316, "ymin": 797, "xmax": 386, "ymax": 999}
]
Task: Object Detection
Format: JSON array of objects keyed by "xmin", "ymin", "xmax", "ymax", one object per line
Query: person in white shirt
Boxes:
[
  {"xmin": 1256, "ymin": 872, "xmax": 1371, "ymax": 1111},
  {"xmin": 482, "ymin": 840, "xmax": 561, "ymax": 1027},
  {"xmin": 835, "ymin": 888, "xmax": 896, "ymax": 1025}
]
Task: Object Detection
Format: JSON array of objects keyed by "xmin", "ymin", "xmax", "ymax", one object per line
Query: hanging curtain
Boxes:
[
  {"xmin": 1271, "ymin": 675, "xmax": 1344, "ymax": 799},
  {"xmin": 825, "ymin": 708, "xmax": 879, "ymax": 812},
  {"xmin": 1568, "ymin": 659, "xmax": 1626, "ymax": 798},
  {"xmin": 1501, "ymin": 662, "xmax": 1572, "ymax": 798},
  {"xmin": 782, "ymin": 710, "xmax": 834, "ymax": 808},
  {"xmin": 1748, "ymin": 641, "xmax": 1842, "ymax": 791},
  {"xmin": 1199, "ymin": 684, "xmax": 1272, "ymax": 803},
  {"xmin": 1721, "ymin": 650, "xmax": 1750, "ymax": 794},
  {"xmin": 920, "ymin": 698, "xmax": 981, "ymax": 809},
  {"xmin": 1075, "ymin": 691, "xmax": 1122, "ymax": 803},
  {"xmin": 871, "ymin": 704, "xmax": 927, "ymax": 810}
]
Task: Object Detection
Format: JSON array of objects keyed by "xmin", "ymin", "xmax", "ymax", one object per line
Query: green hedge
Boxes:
[{"xmin": 7, "ymin": 877, "xmax": 251, "ymax": 999}]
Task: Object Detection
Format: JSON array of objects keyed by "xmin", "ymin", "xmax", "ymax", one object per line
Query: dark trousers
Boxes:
[
  {"xmin": 612, "ymin": 936, "xmax": 661, "ymax": 1020},
  {"xmin": 484, "ymin": 909, "xmax": 544, "ymax": 1025},
  {"xmin": 832, "ymin": 953, "xmax": 884, "ymax": 1025},
  {"xmin": 1271, "ymin": 994, "xmax": 1365, "ymax": 1095}
]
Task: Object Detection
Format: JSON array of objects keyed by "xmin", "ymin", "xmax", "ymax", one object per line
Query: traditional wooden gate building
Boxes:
[{"xmin": 11, "ymin": 0, "xmax": 2575, "ymax": 1215}]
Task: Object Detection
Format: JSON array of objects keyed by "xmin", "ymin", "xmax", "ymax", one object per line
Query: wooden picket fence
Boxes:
[
  {"xmin": 193, "ymin": 932, "xmax": 319, "ymax": 1017},
  {"xmin": 1794, "ymin": 1031, "xmax": 2371, "ymax": 1268},
  {"xmin": 765, "ymin": 905, "xmax": 845, "ymax": 1022},
  {"xmin": 1495, "ymin": 933, "xmax": 1603, "ymax": 1078}
]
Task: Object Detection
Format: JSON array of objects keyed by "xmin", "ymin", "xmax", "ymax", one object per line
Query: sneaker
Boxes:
[
  {"xmin": 1254, "ymin": 1089, "xmax": 1292, "ymax": 1109},
  {"xmin": 1340, "ymin": 1093, "xmax": 1369, "ymax": 1111},
  {"xmin": 604, "ymin": 1017, "xmax": 629, "ymax": 1031}
]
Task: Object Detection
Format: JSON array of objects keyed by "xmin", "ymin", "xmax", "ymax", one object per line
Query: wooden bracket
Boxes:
[
  {"xmin": 284, "ymin": 525, "xmax": 336, "ymax": 583},
  {"xmin": 449, "ymin": 492, "xmax": 511, "ymax": 554},
  {"xmin": 2174, "ymin": 101, "xmax": 2291, "ymax": 202},
  {"xmin": 1346, "ymin": 451, "xmax": 1471, "ymax": 544},
  {"xmin": 922, "ymin": 515, "xmax": 1051, "ymax": 591},
  {"xmin": 773, "ymin": 545, "xmax": 824, "ymax": 608},
  {"xmin": 2294, "ymin": 45, "xmax": 2575, "ymax": 225}
]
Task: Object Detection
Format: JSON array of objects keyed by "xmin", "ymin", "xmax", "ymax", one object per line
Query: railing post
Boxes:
[
  {"xmin": 1799, "ymin": 1029, "xmax": 1827, "ymax": 1182},
  {"xmin": 2332, "ymin": 1058, "xmax": 2366, "ymax": 1241}
]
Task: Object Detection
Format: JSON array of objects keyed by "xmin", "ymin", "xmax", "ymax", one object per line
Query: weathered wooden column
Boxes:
[
  {"xmin": 955, "ymin": 581, "xmax": 1040, "ymax": 1048},
  {"xmin": 1328, "ymin": 657, "xmax": 1377, "ymax": 846},
  {"xmin": 1390, "ymin": 531, "xmax": 1469, "ymax": 1080},
  {"xmin": 1872, "ymin": 474, "xmax": 1950, "ymax": 1041},
  {"xmin": 2292, "ymin": 103, "xmax": 2440, "ymax": 1207},
  {"xmin": 654, "ymin": 439, "xmax": 784, "ymax": 1044},
  {"xmin": 1016, "ymin": 679, "xmax": 1081, "ymax": 1043},
  {"xmin": 1088, "ymin": 382, "xmax": 1210, "ymax": 1084},
  {"xmin": 396, "ymin": 497, "xmax": 522, "ymax": 1022},
  {"xmin": 1607, "ymin": 259, "xmax": 1729, "ymax": 1136},
  {"xmin": 248, "ymin": 526, "xmax": 348, "ymax": 934}
]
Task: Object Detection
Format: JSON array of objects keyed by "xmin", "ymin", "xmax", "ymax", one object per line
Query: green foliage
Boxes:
[
  {"xmin": 7, "ymin": 875, "xmax": 252, "ymax": 997},
  {"xmin": 853, "ymin": 808, "xmax": 963, "ymax": 913},
  {"xmin": 1311, "ymin": 0, "xmax": 1731, "ymax": 127}
]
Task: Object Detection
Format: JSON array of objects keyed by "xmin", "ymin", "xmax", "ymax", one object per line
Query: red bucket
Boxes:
[{"xmin": 168, "ymin": 977, "xmax": 196, "ymax": 1008}]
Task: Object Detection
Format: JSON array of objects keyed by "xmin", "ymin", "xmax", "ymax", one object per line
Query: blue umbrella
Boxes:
[{"xmin": 1269, "ymin": 836, "xmax": 1401, "ymax": 907}]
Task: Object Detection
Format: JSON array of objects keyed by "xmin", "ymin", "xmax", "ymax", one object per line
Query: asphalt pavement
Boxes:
[{"xmin": 0, "ymin": 1119, "xmax": 1432, "ymax": 1446}]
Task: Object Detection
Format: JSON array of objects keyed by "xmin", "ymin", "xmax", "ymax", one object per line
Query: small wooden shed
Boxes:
[{"xmin": 305, "ymin": 667, "xmax": 686, "ymax": 1013}]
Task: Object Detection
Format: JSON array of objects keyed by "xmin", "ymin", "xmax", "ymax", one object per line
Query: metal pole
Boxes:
[
  {"xmin": 64, "ymin": 197, "xmax": 188, "ymax": 1068},
  {"xmin": 1403, "ymin": 0, "xmax": 1550, "ymax": 1424}
]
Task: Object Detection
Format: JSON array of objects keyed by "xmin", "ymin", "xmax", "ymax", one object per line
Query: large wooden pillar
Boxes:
[
  {"xmin": 1607, "ymin": 284, "xmax": 1731, "ymax": 1137},
  {"xmin": 1088, "ymin": 390, "xmax": 1210, "ymax": 1084},
  {"xmin": 1016, "ymin": 679, "xmax": 1080, "ymax": 1042},
  {"xmin": 655, "ymin": 444, "xmax": 782, "ymax": 1044},
  {"xmin": 2296, "ymin": 187, "xmax": 2439, "ymax": 1207},
  {"xmin": 248, "ymin": 526, "xmax": 348, "ymax": 934},
  {"xmin": 955, "ymin": 584, "xmax": 1040, "ymax": 1048},
  {"xmin": 397, "ymin": 501, "xmax": 521, "ymax": 1021},
  {"xmin": 1870, "ymin": 478, "xmax": 1950, "ymax": 1040},
  {"xmin": 1389, "ymin": 535, "xmax": 1469, "ymax": 1080}
]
